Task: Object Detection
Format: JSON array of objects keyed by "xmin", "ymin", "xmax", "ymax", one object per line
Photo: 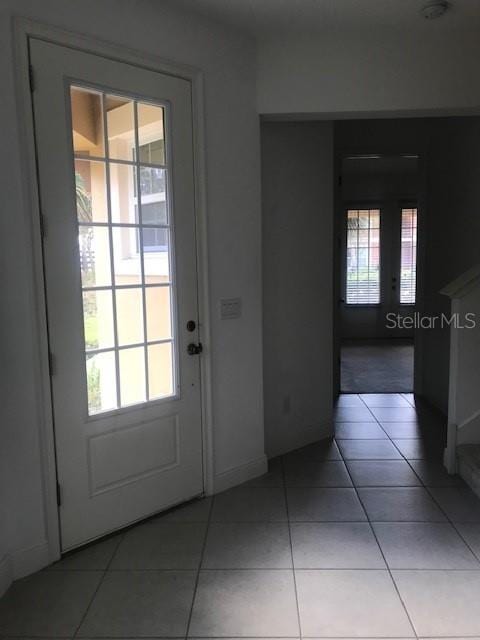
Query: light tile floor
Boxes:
[{"xmin": 2, "ymin": 393, "xmax": 480, "ymax": 638}]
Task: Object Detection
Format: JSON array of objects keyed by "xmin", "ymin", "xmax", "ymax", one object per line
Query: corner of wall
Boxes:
[
  {"xmin": 10, "ymin": 539, "xmax": 50, "ymax": 580},
  {"xmin": 213, "ymin": 455, "xmax": 268, "ymax": 494},
  {"xmin": 0, "ymin": 539, "xmax": 51, "ymax": 598},
  {"xmin": 267, "ymin": 419, "xmax": 333, "ymax": 459},
  {"xmin": 0, "ymin": 554, "xmax": 12, "ymax": 598}
]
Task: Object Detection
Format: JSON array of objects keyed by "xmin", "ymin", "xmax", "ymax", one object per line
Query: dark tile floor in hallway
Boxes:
[{"xmin": 2, "ymin": 393, "xmax": 480, "ymax": 638}]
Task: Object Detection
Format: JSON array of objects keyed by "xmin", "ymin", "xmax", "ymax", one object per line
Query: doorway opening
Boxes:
[{"xmin": 337, "ymin": 153, "xmax": 420, "ymax": 394}]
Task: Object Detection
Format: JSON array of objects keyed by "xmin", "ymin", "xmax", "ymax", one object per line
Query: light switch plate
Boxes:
[{"xmin": 220, "ymin": 297, "xmax": 242, "ymax": 319}]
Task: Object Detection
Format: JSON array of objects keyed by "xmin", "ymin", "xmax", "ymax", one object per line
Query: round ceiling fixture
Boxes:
[{"xmin": 420, "ymin": 1, "xmax": 450, "ymax": 19}]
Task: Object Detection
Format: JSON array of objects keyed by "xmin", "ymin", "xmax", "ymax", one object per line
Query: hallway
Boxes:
[{"xmin": 1, "ymin": 394, "xmax": 480, "ymax": 637}]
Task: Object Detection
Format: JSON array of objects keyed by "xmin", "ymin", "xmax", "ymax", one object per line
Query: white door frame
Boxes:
[{"xmin": 13, "ymin": 17, "xmax": 214, "ymax": 565}]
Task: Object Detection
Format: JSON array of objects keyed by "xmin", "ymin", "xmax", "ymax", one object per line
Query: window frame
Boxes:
[
  {"xmin": 132, "ymin": 140, "xmax": 168, "ymax": 254},
  {"xmin": 399, "ymin": 203, "xmax": 418, "ymax": 306},
  {"xmin": 343, "ymin": 204, "xmax": 382, "ymax": 307}
]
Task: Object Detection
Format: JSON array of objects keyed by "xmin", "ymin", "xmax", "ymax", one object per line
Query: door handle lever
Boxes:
[{"xmin": 187, "ymin": 342, "xmax": 203, "ymax": 356}]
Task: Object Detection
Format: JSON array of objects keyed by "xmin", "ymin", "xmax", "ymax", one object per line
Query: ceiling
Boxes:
[
  {"xmin": 167, "ymin": 0, "xmax": 480, "ymax": 37},
  {"xmin": 342, "ymin": 155, "xmax": 419, "ymax": 176}
]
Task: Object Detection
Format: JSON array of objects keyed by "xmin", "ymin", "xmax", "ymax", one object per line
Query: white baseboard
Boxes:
[
  {"xmin": 213, "ymin": 455, "xmax": 268, "ymax": 493},
  {"xmin": 0, "ymin": 541, "xmax": 51, "ymax": 596},
  {"xmin": 267, "ymin": 420, "xmax": 333, "ymax": 459},
  {"xmin": 457, "ymin": 448, "xmax": 480, "ymax": 500},
  {"xmin": 10, "ymin": 540, "xmax": 50, "ymax": 580},
  {"xmin": 0, "ymin": 554, "xmax": 12, "ymax": 598}
]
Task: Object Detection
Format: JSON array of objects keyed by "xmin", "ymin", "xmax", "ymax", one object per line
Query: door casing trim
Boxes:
[{"xmin": 12, "ymin": 16, "xmax": 214, "ymax": 567}]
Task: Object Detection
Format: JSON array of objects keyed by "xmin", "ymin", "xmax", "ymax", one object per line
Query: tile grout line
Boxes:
[
  {"xmin": 452, "ymin": 523, "xmax": 480, "ymax": 564},
  {"xmin": 281, "ymin": 455, "xmax": 303, "ymax": 640},
  {"xmin": 422, "ymin": 484, "xmax": 480, "ymax": 565},
  {"xmin": 184, "ymin": 496, "xmax": 214, "ymax": 640},
  {"xmin": 71, "ymin": 531, "xmax": 125, "ymax": 638},
  {"xmin": 7, "ymin": 395, "xmax": 480, "ymax": 640},
  {"xmin": 357, "ymin": 394, "xmax": 443, "ymax": 465},
  {"xmin": 8, "ymin": 636, "xmax": 480, "ymax": 640},
  {"xmin": 341, "ymin": 395, "xmax": 423, "ymax": 638},
  {"xmin": 402, "ymin": 393, "xmax": 416, "ymax": 407},
  {"xmin": 42, "ymin": 566, "xmax": 480, "ymax": 572},
  {"xmin": 0, "ymin": 634, "xmax": 451, "ymax": 640},
  {"xmin": 359, "ymin": 395, "xmax": 480, "ymax": 562},
  {"xmin": 338, "ymin": 435, "xmax": 420, "ymax": 640},
  {"xmin": 354, "ymin": 394, "xmax": 480, "ymax": 564},
  {"xmin": 355, "ymin": 396, "xmax": 406, "ymax": 441},
  {"xmin": 357, "ymin": 395, "xmax": 383, "ymax": 424}
]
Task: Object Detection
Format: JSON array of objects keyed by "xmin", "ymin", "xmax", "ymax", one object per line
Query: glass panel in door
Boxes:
[{"xmin": 71, "ymin": 86, "xmax": 176, "ymax": 414}]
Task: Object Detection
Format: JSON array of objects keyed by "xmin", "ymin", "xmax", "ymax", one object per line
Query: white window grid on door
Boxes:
[
  {"xmin": 70, "ymin": 84, "xmax": 179, "ymax": 416},
  {"xmin": 345, "ymin": 208, "xmax": 381, "ymax": 305},
  {"xmin": 132, "ymin": 139, "xmax": 168, "ymax": 254},
  {"xmin": 400, "ymin": 207, "xmax": 418, "ymax": 305}
]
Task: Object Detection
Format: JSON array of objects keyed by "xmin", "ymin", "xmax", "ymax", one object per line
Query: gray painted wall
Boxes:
[
  {"xmin": 257, "ymin": 31, "xmax": 480, "ymax": 117},
  {"xmin": 261, "ymin": 122, "xmax": 334, "ymax": 457},
  {"xmin": 424, "ymin": 118, "xmax": 480, "ymax": 412}
]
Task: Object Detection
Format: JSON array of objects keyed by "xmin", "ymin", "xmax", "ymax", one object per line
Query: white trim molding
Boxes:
[
  {"xmin": 214, "ymin": 456, "xmax": 268, "ymax": 494},
  {"xmin": 0, "ymin": 540, "xmax": 50, "ymax": 598},
  {"xmin": 268, "ymin": 419, "xmax": 333, "ymax": 459},
  {"xmin": 440, "ymin": 264, "xmax": 480, "ymax": 299},
  {"xmin": 441, "ymin": 265, "xmax": 480, "ymax": 473},
  {"xmin": 10, "ymin": 540, "xmax": 50, "ymax": 580},
  {"xmin": 0, "ymin": 555, "xmax": 13, "ymax": 598}
]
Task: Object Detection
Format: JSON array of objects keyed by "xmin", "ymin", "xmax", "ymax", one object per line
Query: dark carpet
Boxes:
[{"xmin": 341, "ymin": 338, "xmax": 414, "ymax": 393}]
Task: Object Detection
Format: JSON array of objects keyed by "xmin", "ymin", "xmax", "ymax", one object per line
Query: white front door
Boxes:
[{"xmin": 30, "ymin": 39, "xmax": 204, "ymax": 550}]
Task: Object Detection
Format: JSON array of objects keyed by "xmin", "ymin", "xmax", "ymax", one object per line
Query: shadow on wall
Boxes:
[{"xmin": 261, "ymin": 121, "xmax": 334, "ymax": 458}]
